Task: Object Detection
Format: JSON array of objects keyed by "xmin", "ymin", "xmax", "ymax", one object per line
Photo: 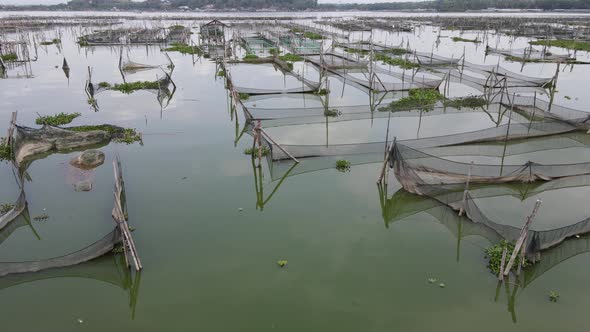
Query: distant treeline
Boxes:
[
  {"xmin": 4, "ymin": 0, "xmax": 590, "ymax": 11},
  {"xmin": 319, "ymin": 0, "xmax": 590, "ymax": 11}
]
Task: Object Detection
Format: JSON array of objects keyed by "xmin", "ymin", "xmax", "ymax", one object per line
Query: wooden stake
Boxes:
[
  {"xmin": 503, "ymin": 199, "xmax": 542, "ymax": 276},
  {"xmin": 499, "ymin": 246, "xmax": 507, "ymax": 280},
  {"xmin": 459, "ymin": 161, "xmax": 474, "ymax": 216}
]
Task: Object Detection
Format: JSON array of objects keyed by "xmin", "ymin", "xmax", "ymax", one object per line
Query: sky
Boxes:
[{"xmin": 0, "ymin": 0, "xmax": 421, "ymax": 5}]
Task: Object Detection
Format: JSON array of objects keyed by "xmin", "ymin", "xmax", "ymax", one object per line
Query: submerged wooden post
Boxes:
[
  {"xmin": 459, "ymin": 161, "xmax": 474, "ymax": 216},
  {"xmin": 112, "ymin": 158, "xmax": 142, "ymax": 271},
  {"xmin": 6, "ymin": 111, "xmax": 17, "ymax": 147},
  {"xmin": 503, "ymin": 199, "xmax": 541, "ymax": 276},
  {"xmin": 499, "ymin": 246, "xmax": 507, "ymax": 280},
  {"xmin": 516, "ymin": 234, "xmax": 527, "ymax": 276},
  {"xmin": 378, "ymin": 138, "xmax": 395, "ymax": 184}
]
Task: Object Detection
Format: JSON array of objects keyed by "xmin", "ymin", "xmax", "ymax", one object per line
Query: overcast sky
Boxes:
[{"xmin": 1, "ymin": 0, "xmax": 423, "ymax": 5}]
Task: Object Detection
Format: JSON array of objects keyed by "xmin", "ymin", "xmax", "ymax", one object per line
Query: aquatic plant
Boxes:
[
  {"xmin": 111, "ymin": 81, "xmax": 162, "ymax": 94},
  {"xmin": 279, "ymin": 53, "xmax": 303, "ymax": 62},
  {"xmin": 33, "ymin": 213, "xmax": 49, "ymax": 221},
  {"xmin": 505, "ymin": 55, "xmax": 585, "ymax": 64},
  {"xmin": 77, "ymin": 37, "xmax": 89, "ymax": 46},
  {"xmin": 1, "ymin": 53, "xmax": 18, "ymax": 61},
  {"xmin": 0, "ymin": 203, "xmax": 14, "ymax": 215},
  {"xmin": 217, "ymin": 70, "xmax": 226, "ymax": 77},
  {"xmin": 68, "ymin": 125, "xmax": 142, "ymax": 145},
  {"xmin": 35, "ymin": 112, "xmax": 81, "ymax": 126},
  {"xmin": 484, "ymin": 240, "xmax": 529, "ymax": 275},
  {"xmin": 238, "ymin": 93, "xmax": 250, "ymax": 100},
  {"xmin": 427, "ymin": 278, "xmax": 437, "ymax": 284},
  {"xmin": 389, "ymin": 48, "xmax": 411, "ymax": 56},
  {"xmin": 374, "ymin": 54, "xmax": 419, "ymax": 69},
  {"xmin": 452, "ymin": 37, "xmax": 481, "ymax": 43},
  {"xmin": 324, "ymin": 108, "xmax": 341, "ymax": 117},
  {"xmin": 335, "ymin": 159, "xmax": 351, "ymax": 172},
  {"xmin": 530, "ymin": 39, "xmax": 590, "ymax": 52},
  {"xmin": 380, "ymin": 89, "xmax": 443, "ymax": 112},
  {"xmin": 277, "ymin": 260, "xmax": 288, "ymax": 267},
  {"xmin": 243, "ymin": 54, "xmax": 259, "ymax": 60},
  {"xmin": 162, "ymin": 42, "xmax": 202, "ymax": 55},
  {"xmin": 549, "ymin": 291, "xmax": 560, "ymax": 302},
  {"xmin": 40, "ymin": 38, "xmax": 61, "ymax": 45},
  {"xmin": 268, "ymin": 48, "xmax": 280, "ymax": 55},
  {"xmin": 0, "ymin": 137, "xmax": 12, "ymax": 161},
  {"xmin": 98, "ymin": 82, "xmax": 111, "ymax": 88},
  {"xmin": 315, "ymin": 88, "xmax": 329, "ymax": 96},
  {"xmin": 169, "ymin": 24, "xmax": 185, "ymax": 30},
  {"xmin": 244, "ymin": 146, "xmax": 270, "ymax": 157},
  {"xmin": 443, "ymin": 96, "xmax": 487, "ymax": 109},
  {"xmin": 112, "ymin": 244, "xmax": 124, "ymax": 253},
  {"xmin": 303, "ymin": 31, "xmax": 323, "ymax": 40}
]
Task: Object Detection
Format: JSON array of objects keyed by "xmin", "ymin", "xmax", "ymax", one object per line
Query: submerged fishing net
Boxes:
[{"xmin": 0, "ymin": 228, "xmax": 121, "ymax": 277}]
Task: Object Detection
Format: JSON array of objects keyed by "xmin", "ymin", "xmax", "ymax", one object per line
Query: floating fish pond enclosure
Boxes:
[{"xmin": 3, "ymin": 13, "xmax": 590, "ymax": 330}]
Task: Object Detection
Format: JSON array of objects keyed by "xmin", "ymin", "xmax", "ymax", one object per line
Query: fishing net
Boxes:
[
  {"xmin": 486, "ymin": 46, "xmax": 576, "ymax": 62},
  {"xmin": 306, "ymin": 53, "xmax": 368, "ymax": 70},
  {"xmin": 0, "ymin": 228, "xmax": 121, "ymax": 277}
]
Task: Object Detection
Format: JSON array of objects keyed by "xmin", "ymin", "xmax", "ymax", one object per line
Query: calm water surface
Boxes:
[{"xmin": 1, "ymin": 12, "xmax": 590, "ymax": 331}]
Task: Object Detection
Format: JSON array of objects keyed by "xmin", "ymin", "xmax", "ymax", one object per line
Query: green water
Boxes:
[{"xmin": 1, "ymin": 14, "xmax": 590, "ymax": 331}]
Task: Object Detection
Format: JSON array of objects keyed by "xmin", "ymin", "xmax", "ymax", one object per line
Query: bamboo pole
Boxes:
[
  {"xmin": 459, "ymin": 160, "xmax": 474, "ymax": 216},
  {"xmin": 498, "ymin": 246, "xmax": 507, "ymax": 280},
  {"xmin": 503, "ymin": 199, "xmax": 542, "ymax": 276}
]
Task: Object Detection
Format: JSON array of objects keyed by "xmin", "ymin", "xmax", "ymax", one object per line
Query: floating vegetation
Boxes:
[
  {"xmin": 68, "ymin": 125, "xmax": 142, "ymax": 144},
  {"xmin": 268, "ymin": 48, "xmax": 280, "ymax": 55},
  {"xmin": 277, "ymin": 260, "xmax": 288, "ymax": 267},
  {"xmin": 346, "ymin": 48, "xmax": 369, "ymax": 55},
  {"xmin": 35, "ymin": 112, "xmax": 81, "ymax": 126},
  {"xmin": 112, "ymin": 244, "xmax": 125, "ymax": 254},
  {"xmin": 315, "ymin": 88, "xmax": 329, "ymax": 96},
  {"xmin": 1, "ymin": 53, "xmax": 18, "ymax": 61},
  {"xmin": 0, "ymin": 203, "xmax": 14, "ymax": 215},
  {"xmin": 427, "ymin": 278, "xmax": 437, "ymax": 284},
  {"xmin": 303, "ymin": 31, "xmax": 323, "ymax": 40},
  {"xmin": 40, "ymin": 38, "xmax": 61, "ymax": 46},
  {"xmin": 442, "ymin": 96, "xmax": 487, "ymax": 109},
  {"xmin": 484, "ymin": 240, "xmax": 529, "ymax": 275},
  {"xmin": 111, "ymin": 81, "xmax": 162, "ymax": 94},
  {"xmin": 324, "ymin": 108, "xmax": 341, "ymax": 117},
  {"xmin": 389, "ymin": 48, "xmax": 411, "ymax": 56},
  {"xmin": 374, "ymin": 54, "xmax": 419, "ymax": 69},
  {"xmin": 244, "ymin": 146, "xmax": 270, "ymax": 157},
  {"xmin": 98, "ymin": 82, "xmax": 111, "ymax": 88},
  {"xmin": 452, "ymin": 37, "xmax": 481, "ymax": 43},
  {"xmin": 33, "ymin": 213, "xmax": 49, "ymax": 221},
  {"xmin": 217, "ymin": 69, "xmax": 226, "ymax": 77},
  {"xmin": 243, "ymin": 54, "xmax": 259, "ymax": 60},
  {"xmin": 335, "ymin": 159, "xmax": 351, "ymax": 172},
  {"xmin": 0, "ymin": 137, "xmax": 12, "ymax": 161},
  {"xmin": 505, "ymin": 55, "xmax": 585, "ymax": 64},
  {"xmin": 380, "ymin": 89, "xmax": 443, "ymax": 112},
  {"xmin": 549, "ymin": 291, "xmax": 560, "ymax": 302},
  {"xmin": 530, "ymin": 39, "xmax": 590, "ymax": 52},
  {"xmin": 279, "ymin": 53, "xmax": 303, "ymax": 62},
  {"xmin": 238, "ymin": 93, "xmax": 250, "ymax": 100},
  {"xmin": 162, "ymin": 42, "xmax": 202, "ymax": 55},
  {"xmin": 77, "ymin": 37, "xmax": 90, "ymax": 47}
]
